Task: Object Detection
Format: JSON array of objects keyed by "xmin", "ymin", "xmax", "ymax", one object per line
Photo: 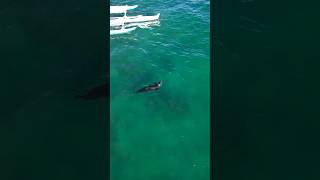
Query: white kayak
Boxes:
[
  {"xmin": 110, "ymin": 27, "xmax": 137, "ymax": 35},
  {"xmin": 110, "ymin": 13, "xmax": 160, "ymax": 27},
  {"xmin": 110, "ymin": 5, "xmax": 138, "ymax": 14}
]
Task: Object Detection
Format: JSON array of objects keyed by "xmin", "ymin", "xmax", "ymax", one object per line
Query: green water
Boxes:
[
  {"xmin": 3, "ymin": 0, "xmax": 320, "ymax": 179},
  {"xmin": 110, "ymin": 0, "xmax": 210, "ymax": 179}
]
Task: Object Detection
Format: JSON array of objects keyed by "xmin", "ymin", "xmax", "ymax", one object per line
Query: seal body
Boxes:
[{"xmin": 136, "ymin": 81, "xmax": 162, "ymax": 93}]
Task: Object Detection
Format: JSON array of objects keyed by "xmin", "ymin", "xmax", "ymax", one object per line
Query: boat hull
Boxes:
[
  {"xmin": 110, "ymin": 5, "xmax": 138, "ymax": 14},
  {"xmin": 110, "ymin": 13, "xmax": 160, "ymax": 26},
  {"xmin": 110, "ymin": 27, "xmax": 137, "ymax": 35}
]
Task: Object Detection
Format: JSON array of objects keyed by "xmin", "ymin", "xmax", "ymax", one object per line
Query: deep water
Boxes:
[{"xmin": 110, "ymin": 0, "xmax": 210, "ymax": 179}]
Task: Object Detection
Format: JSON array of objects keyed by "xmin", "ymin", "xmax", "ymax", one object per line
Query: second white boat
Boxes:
[
  {"xmin": 110, "ymin": 5, "xmax": 160, "ymax": 35},
  {"xmin": 110, "ymin": 27, "xmax": 137, "ymax": 35},
  {"xmin": 110, "ymin": 13, "xmax": 160, "ymax": 27}
]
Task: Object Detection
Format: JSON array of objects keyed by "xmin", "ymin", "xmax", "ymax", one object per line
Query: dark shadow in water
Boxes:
[
  {"xmin": 76, "ymin": 80, "xmax": 163, "ymax": 100},
  {"xmin": 75, "ymin": 82, "xmax": 110, "ymax": 100}
]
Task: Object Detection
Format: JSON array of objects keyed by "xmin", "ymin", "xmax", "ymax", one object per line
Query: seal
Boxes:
[{"xmin": 136, "ymin": 80, "xmax": 162, "ymax": 93}]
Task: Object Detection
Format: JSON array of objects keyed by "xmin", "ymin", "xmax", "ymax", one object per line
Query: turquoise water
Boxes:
[{"xmin": 110, "ymin": 0, "xmax": 210, "ymax": 179}]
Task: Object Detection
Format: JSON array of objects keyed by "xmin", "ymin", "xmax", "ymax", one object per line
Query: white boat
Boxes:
[
  {"xmin": 110, "ymin": 5, "xmax": 138, "ymax": 14},
  {"xmin": 110, "ymin": 13, "xmax": 160, "ymax": 26},
  {"xmin": 110, "ymin": 13, "xmax": 160, "ymax": 27},
  {"xmin": 125, "ymin": 20, "xmax": 160, "ymax": 28},
  {"xmin": 110, "ymin": 5, "xmax": 159, "ymax": 35},
  {"xmin": 110, "ymin": 27, "xmax": 137, "ymax": 35}
]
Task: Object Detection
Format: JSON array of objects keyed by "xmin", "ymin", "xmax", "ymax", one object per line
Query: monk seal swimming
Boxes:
[{"xmin": 136, "ymin": 80, "xmax": 162, "ymax": 93}]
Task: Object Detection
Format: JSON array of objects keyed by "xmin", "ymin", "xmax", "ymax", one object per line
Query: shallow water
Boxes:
[{"xmin": 110, "ymin": 0, "xmax": 210, "ymax": 179}]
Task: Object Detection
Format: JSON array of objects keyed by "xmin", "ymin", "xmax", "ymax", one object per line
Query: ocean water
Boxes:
[{"xmin": 110, "ymin": 0, "xmax": 210, "ymax": 179}]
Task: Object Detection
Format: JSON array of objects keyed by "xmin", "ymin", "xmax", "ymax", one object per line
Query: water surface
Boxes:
[{"xmin": 110, "ymin": 0, "xmax": 210, "ymax": 179}]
